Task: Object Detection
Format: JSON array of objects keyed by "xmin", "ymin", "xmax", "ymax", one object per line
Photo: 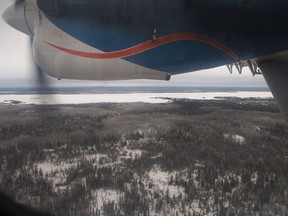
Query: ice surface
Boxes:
[{"xmin": 0, "ymin": 92, "xmax": 272, "ymax": 105}]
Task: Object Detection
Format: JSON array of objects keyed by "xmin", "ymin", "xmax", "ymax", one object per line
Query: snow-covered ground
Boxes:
[
  {"xmin": 0, "ymin": 91, "xmax": 272, "ymax": 105},
  {"xmin": 91, "ymin": 189, "xmax": 122, "ymax": 213},
  {"xmin": 147, "ymin": 166, "xmax": 185, "ymax": 199}
]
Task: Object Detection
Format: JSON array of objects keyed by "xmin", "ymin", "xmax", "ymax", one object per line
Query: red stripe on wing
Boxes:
[{"xmin": 45, "ymin": 33, "xmax": 240, "ymax": 61}]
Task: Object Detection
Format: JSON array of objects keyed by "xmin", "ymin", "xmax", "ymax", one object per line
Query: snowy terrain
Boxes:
[{"xmin": 0, "ymin": 97, "xmax": 286, "ymax": 216}]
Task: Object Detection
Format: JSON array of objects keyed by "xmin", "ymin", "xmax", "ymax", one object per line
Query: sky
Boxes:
[{"xmin": 0, "ymin": 1, "xmax": 268, "ymax": 89}]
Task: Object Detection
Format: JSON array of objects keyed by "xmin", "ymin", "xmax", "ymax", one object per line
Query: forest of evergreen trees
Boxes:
[{"xmin": 0, "ymin": 98, "xmax": 287, "ymax": 215}]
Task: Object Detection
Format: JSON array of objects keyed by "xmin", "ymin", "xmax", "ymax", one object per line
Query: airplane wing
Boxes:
[{"xmin": 3, "ymin": 0, "xmax": 288, "ymax": 120}]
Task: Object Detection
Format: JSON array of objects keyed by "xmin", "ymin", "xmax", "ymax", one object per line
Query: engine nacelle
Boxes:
[
  {"xmin": 4, "ymin": 0, "xmax": 170, "ymax": 81},
  {"xmin": 32, "ymin": 12, "xmax": 170, "ymax": 81}
]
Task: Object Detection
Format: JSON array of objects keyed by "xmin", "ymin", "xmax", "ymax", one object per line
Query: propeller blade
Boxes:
[
  {"xmin": 28, "ymin": 38, "xmax": 55, "ymax": 95},
  {"xmin": 2, "ymin": 0, "xmax": 32, "ymax": 36}
]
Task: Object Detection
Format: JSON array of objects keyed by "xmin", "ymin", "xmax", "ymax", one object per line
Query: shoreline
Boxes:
[{"xmin": 0, "ymin": 91, "xmax": 273, "ymax": 105}]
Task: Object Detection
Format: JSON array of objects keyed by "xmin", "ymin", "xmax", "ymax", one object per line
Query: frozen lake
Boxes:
[{"xmin": 0, "ymin": 91, "xmax": 273, "ymax": 105}]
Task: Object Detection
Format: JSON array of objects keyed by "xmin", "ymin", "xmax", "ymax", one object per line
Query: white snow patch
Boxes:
[
  {"xmin": 43, "ymin": 149, "xmax": 55, "ymax": 153},
  {"xmin": 148, "ymin": 167, "xmax": 169, "ymax": 189},
  {"xmin": 251, "ymin": 172, "xmax": 258, "ymax": 184},
  {"xmin": 224, "ymin": 133, "xmax": 245, "ymax": 145},
  {"xmin": 119, "ymin": 146, "xmax": 143, "ymax": 160},
  {"xmin": 224, "ymin": 201, "xmax": 230, "ymax": 208},
  {"xmin": 195, "ymin": 162, "xmax": 205, "ymax": 168},
  {"xmin": 151, "ymin": 153, "xmax": 163, "ymax": 159},
  {"xmin": 190, "ymin": 200, "xmax": 203, "ymax": 214},
  {"xmin": 83, "ymin": 154, "xmax": 109, "ymax": 164},
  {"xmin": 91, "ymin": 189, "xmax": 122, "ymax": 213},
  {"xmin": 147, "ymin": 166, "xmax": 185, "ymax": 198},
  {"xmin": 36, "ymin": 161, "xmax": 76, "ymax": 192},
  {"xmin": 125, "ymin": 149, "xmax": 142, "ymax": 159},
  {"xmin": 37, "ymin": 162, "xmax": 75, "ymax": 175}
]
